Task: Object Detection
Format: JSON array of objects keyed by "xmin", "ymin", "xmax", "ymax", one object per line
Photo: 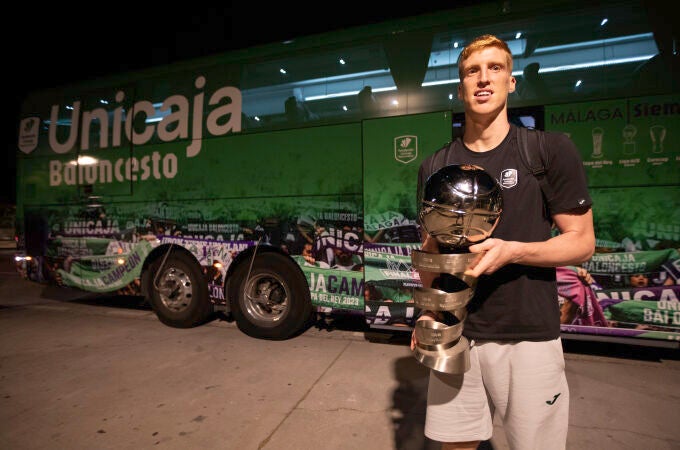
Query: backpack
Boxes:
[
  {"xmin": 516, "ymin": 127, "xmax": 554, "ymax": 217},
  {"xmin": 429, "ymin": 127, "xmax": 554, "ymax": 215}
]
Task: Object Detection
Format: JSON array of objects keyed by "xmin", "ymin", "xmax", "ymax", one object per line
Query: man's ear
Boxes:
[
  {"xmin": 508, "ymin": 76, "xmax": 516, "ymax": 93},
  {"xmin": 457, "ymin": 83, "xmax": 463, "ymax": 99}
]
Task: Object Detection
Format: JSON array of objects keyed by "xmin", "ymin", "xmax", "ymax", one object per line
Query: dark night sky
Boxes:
[{"xmin": 5, "ymin": 2, "xmax": 479, "ymax": 205}]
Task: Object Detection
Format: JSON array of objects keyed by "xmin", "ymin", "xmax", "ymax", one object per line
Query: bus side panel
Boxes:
[
  {"xmin": 129, "ymin": 123, "xmax": 367, "ymax": 311},
  {"xmin": 546, "ymin": 95, "xmax": 680, "ymax": 344},
  {"xmin": 19, "ymin": 123, "xmax": 369, "ymax": 311},
  {"xmin": 362, "ymin": 111, "xmax": 453, "ymax": 329},
  {"xmin": 129, "ymin": 123, "xmax": 363, "ymax": 201}
]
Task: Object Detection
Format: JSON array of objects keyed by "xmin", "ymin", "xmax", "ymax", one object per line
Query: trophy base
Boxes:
[{"xmin": 413, "ymin": 336, "xmax": 471, "ymax": 374}]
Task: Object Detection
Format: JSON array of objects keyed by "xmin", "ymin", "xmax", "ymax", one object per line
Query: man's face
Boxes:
[{"xmin": 458, "ymin": 47, "xmax": 515, "ymax": 118}]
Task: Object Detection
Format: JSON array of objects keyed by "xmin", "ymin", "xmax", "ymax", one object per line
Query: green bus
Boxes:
[{"xmin": 14, "ymin": 0, "xmax": 679, "ymax": 346}]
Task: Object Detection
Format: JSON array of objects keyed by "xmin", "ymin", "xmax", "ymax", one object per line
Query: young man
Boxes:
[{"xmin": 411, "ymin": 35, "xmax": 595, "ymax": 449}]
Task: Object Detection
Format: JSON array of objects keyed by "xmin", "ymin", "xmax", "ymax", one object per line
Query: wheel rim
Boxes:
[
  {"xmin": 157, "ymin": 266, "xmax": 194, "ymax": 313},
  {"xmin": 242, "ymin": 271, "xmax": 289, "ymax": 326}
]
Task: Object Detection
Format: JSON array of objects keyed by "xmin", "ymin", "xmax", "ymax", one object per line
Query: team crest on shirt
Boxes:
[{"xmin": 500, "ymin": 169, "xmax": 518, "ymax": 188}]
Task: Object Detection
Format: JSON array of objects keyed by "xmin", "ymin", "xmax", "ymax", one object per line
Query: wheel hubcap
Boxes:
[
  {"xmin": 243, "ymin": 272, "xmax": 288, "ymax": 325},
  {"xmin": 158, "ymin": 267, "xmax": 193, "ymax": 312}
]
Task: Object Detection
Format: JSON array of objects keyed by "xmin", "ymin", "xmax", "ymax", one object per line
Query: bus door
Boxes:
[{"xmin": 362, "ymin": 111, "xmax": 452, "ymax": 329}]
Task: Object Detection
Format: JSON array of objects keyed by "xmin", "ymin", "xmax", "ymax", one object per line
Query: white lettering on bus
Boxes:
[
  {"xmin": 47, "ymin": 76, "xmax": 242, "ymax": 158},
  {"xmin": 49, "ymin": 152, "xmax": 178, "ymax": 186},
  {"xmin": 126, "ymin": 100, "xmax": 155, "ymax": 145}
]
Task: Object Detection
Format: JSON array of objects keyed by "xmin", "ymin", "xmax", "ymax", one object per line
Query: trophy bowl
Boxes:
[{"xmin": 419, "ymin": 164, "xmax": 503, "ymax": 249}]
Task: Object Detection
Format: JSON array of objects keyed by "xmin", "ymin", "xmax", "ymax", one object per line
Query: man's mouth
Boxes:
[{"xmin": 475, "ymin": 90, "xmax": 492, "ymax": 97}]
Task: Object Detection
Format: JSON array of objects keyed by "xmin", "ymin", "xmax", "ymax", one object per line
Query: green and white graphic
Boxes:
[
  {"xmin": 546, "ymin": 94, "xmax": 680, "ymax": 187},
  {"xmin": 362, "ymin": 112, "xmax": 451, "ymax": 326},
  {"xmin": 58, "ymin": 240, "xmax": 153, "ymax": 292},
  {"xmin": 589, "ymin": 186, "xmax": 680, "ymax": 251}
]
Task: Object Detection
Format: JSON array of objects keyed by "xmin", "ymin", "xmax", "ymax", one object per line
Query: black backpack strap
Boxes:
[
  {"xmin": 432, "ymin": 137, "xmax": 461, "ymax": 175},
  {"xmin": 516, "ymin": 127, "xmax": 554, "ymax": 213}
]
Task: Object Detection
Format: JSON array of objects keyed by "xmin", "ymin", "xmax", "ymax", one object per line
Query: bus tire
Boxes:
[
  {"xmin": 230, "ymin": 252, "xmax": 312, "ymax": 340},
  {"xmin": 144, "ymin": 251, "xmax": 213, "ymax": 328}
]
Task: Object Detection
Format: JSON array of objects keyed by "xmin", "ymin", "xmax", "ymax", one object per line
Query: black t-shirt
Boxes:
[{"xmin": 416, "ymin": 125, "xmax": 592, "ymax": 341}]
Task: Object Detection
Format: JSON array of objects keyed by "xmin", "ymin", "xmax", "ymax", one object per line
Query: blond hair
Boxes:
[{"xmin": 458, "ymin": 34, "xmax": 513, "ymax": 78}]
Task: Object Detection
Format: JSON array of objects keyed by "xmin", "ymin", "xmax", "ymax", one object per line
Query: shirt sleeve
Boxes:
[{"xmin": 544, "ymin": 131, "xmax": 593, "ymax": 215}]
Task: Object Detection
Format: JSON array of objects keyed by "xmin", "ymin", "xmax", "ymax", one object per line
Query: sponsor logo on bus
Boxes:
[
  {"xmin": 394, "ymin": 135, "xmax": 417, "ymax": 164},
  {"xmin": 18, "ymin": 75, "xmax": 242, "ymax": 159}
]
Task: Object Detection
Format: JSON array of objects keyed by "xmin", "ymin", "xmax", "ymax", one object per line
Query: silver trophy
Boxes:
[{"xmin": 411, "ymin": 164, "xmax": 502, "ymax": 373}]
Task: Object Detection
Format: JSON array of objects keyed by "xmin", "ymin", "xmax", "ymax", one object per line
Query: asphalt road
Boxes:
[{"xmin": 1, "ymin": 250, "xmax": 678, "ymax": 449}]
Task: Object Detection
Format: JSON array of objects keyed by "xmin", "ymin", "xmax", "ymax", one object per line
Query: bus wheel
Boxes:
[
  {"xmin": 230, "ymin": 252, "xmax": 312, "ymax": 340},
  {"xmin": 144, "ymin": 251, "xmax": 213, "ymax": 328}
]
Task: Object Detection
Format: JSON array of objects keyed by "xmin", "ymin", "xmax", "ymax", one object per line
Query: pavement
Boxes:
[{"xmin": 0, "ymin": 249, "xmax": 679, "ymax": 449}]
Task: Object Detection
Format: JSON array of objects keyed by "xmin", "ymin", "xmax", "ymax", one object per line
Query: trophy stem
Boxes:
[{"xmin": 411, "ymin": 249, "xmax": 476, "ymax": 374}]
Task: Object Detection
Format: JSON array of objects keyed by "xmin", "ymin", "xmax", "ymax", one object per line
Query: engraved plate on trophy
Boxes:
[{"xmin": 411, "ymin": 164, "xmax": 502, "ymax": 374}]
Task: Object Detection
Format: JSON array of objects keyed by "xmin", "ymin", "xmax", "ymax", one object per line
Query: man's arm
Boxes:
[{"xmin": 464, "ymin": 208, "xmax": 595, "ymax": 277}]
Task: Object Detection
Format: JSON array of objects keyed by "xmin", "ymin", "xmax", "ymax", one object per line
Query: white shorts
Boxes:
[{"xmin": 424, "ymin": 338, "xmax": 569, "ymax": 449}]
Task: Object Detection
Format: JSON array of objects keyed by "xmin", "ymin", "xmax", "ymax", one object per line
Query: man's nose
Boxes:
[{"xmin": 478, "ymin": 68, "xmax": 490, "ymax": 83}]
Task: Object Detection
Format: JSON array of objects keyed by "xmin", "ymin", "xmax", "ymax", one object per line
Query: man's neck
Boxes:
[{"xmin": 463, "ymin": 114, "xmax": 511, "ymax": 153}]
